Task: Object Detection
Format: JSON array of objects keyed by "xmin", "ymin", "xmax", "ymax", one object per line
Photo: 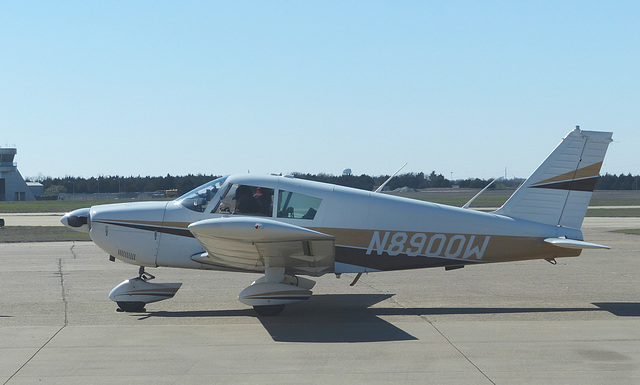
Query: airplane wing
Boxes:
[{"xmin": 188, "ymin": 217, "xmax": 335, "ymax": 276}]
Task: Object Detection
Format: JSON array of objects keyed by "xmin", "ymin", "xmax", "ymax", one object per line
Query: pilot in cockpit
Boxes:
[
  {"xmin": 233, "ymin": 185, "xmax": 261, "ymax": 215},
  {"xmin": 255, "ymin": 187, "xmax": 273, "ymax": 216}
]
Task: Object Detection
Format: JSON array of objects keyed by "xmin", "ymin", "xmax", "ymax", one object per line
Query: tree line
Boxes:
[
  {"xmin": 291, "ymin": 172, "xmax": 525, "ymax": 191},
  {"xmin": 596, "ymin": 173, "xmax": 640, "ymax": 190},
  {"xmin": 30, "ymin": 171, "xmax": 639, "ymax": 198},
  {"xmin": 35, "ymin": 174, "xmax": 219, "ymax": 197}
]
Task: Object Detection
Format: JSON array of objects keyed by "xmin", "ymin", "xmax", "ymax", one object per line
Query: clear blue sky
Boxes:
[{"xmin": 2, "ymin": 1, "xmax": 638, "ymax": 180}]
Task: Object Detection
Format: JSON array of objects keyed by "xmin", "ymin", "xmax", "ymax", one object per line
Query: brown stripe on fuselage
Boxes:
[
  {"xmin": 312, "ymin": 227, "xmax": 581, "ymax": 271},
  {"xmin": 93, "ymin": 219, "xmax": 194, "ymax": 238},
  {"xmin": 94, "ymin": 219, "xmax": 581, "ymax": 272}
]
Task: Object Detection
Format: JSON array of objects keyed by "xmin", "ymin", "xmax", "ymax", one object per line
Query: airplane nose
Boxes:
[{"xmin": 60, "ymin": 208, "xmax": 91, "ymax": 233}]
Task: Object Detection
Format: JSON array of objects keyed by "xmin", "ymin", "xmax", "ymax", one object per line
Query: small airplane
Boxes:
[{"xmin": 61, "ymin": 127, "xmax": 612, "ymax": 316}]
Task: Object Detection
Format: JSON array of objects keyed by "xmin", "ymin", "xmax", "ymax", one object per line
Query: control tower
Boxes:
[{"xmin": 0, "ymin": 147, "xmax": 36, "ymax": 201}]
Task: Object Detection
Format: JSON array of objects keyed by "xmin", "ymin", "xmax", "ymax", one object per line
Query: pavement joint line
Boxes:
[
  {"xmin": 3, "ymin": 326, "xmax": 66, "ymax": 385},
  {"xmin": 2, "ymin": 253, "xmax": 71, "ymax": 384},
  {"xmin": 415, "ymin": 312, "xmax": 496, "ymax": 385},
  {"xmin": 355, "ymin": 274, "xmax": 497, "ymax": 385},
  {"xmin": 386, "ymin": 293, "xmax": 497, "ymax": 385}
]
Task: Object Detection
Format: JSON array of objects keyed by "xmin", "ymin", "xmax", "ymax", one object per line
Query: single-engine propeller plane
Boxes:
[{"xmin": 61, "ymin": 127, "xmax": 612, "ymax": 316}]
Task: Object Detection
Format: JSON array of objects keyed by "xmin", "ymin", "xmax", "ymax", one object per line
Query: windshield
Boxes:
[{"xmin": 175, "ymin": 176, "xmax": 228, "ymax": 212}]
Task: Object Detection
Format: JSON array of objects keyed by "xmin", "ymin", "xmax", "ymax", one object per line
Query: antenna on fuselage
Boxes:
[
  {"xmin": 374, "ymin": 162, "xmax": 408, "ymax": 193},
  {"xmin": 462, "ymin": 177, "xmax": 501, "ymax": 209}
]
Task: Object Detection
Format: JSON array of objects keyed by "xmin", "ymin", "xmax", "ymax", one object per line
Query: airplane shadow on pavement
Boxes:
[
  {"xmin": 134, "ymin": 296, "xmax": 640, "ymax": 343},
  {"xmin": 135, "ymin": 294, "xmax": 417, "ymax": 343},
  {"xmin": 258, "ymin": 294, "xmax": 416, "ymax": 343}
]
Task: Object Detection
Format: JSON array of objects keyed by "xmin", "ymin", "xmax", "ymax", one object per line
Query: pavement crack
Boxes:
[
  {"xmin": 57, "ymin": 257, "xmax": 69, "ymax": 326},
  {"xmin": 70, "ymin": 241, "xmax": 79, "ymax": 259}
]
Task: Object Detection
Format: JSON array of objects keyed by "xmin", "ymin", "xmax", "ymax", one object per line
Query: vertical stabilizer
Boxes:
[{"xmin": 494, "ymin": 127, "xmax": 613, "ymax": 229}]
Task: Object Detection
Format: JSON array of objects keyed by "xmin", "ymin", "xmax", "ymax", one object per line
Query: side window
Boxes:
[
  {"xmin": 277, "ymin": 190, "xmax": 322, "ymax": 220},
  {"xmin": 214, "ymin": 184, "xmax": 273, "ymax": 216}
]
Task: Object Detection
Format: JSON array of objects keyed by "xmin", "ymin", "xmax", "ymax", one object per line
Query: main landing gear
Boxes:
[
  {"xmin": 109, "ymin": 267, "xmax": 182, "ymax": 313},
  {"xmin": 238, "ymin": 266, "xmax": 316, "ymax": 317}
]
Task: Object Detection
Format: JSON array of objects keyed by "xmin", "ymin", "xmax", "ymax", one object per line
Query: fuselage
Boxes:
[{"xmin": 78, "ymin": 174, "xmax": 583, "ymax": 276}]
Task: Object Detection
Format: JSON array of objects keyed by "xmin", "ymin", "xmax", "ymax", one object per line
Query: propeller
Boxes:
[{"xmin": 60, "ymin": 208, "xmax": 91, "ymax": 233}]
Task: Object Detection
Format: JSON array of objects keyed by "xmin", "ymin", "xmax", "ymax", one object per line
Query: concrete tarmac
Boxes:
[
  {"xmin": 1, "ymin": 218, "xmax": 639, "ymax": 384},
  {"xmin": 0, "ymin": 213, "xmax": 64, "ymax": 227}
]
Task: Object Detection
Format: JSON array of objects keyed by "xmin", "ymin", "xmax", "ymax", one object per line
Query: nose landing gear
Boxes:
[{"xmin": 110, "ymin": 267, "xmax": 182, "ymax": 313}]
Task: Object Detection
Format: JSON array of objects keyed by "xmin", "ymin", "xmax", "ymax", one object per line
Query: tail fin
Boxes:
[{"xmin": 494, "ymin": 127, "xmax": 613, "ymax": 229}]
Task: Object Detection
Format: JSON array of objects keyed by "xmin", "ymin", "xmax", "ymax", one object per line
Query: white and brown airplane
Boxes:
[{"xmin": 61, "ymin": 127, "xmax": 612, "ymax": 316}]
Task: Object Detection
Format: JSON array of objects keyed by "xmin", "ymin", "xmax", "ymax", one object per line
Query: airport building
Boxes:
[{"xmin": 0, "ymin": 147, "xmax": 36, "ymax": 201}]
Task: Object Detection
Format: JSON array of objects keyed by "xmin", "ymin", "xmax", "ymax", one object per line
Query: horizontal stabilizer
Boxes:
[{"xmin": 544, "ymin": 237, "xmax": 610, "ymax": 250}]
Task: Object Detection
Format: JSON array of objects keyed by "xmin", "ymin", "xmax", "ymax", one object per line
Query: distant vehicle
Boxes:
[
  {"xmin": 61, "ymin": 128, "xmax": 612, "ymax": 316},
  {"xmin": 152, "ymin": 189, "xmax": 178, "ymax": 199}
]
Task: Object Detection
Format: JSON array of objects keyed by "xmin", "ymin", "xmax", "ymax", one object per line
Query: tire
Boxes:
[
  {"xmin": 253, "ymin": 305, "xmax": 285, "ymax": 316},
  {"xmin": 117, "ymin": 301, "xmax": 146, "ymax": 312}
]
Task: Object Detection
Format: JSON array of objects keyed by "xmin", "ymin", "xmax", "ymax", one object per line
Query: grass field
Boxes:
[
  {"xmin": 0, "ymin": 226, "xmax": 90, "ymax": 243},
  {"xmin": 389, "ymin": 189, "xmax": 640, "ymax": 210},
  {"xmin": 586, "ymin": 208, "xmax": 640, "ymax": 217},
  {"xmin": 612, "ymin": 229, "xmax": 640, "ymax": 236}
]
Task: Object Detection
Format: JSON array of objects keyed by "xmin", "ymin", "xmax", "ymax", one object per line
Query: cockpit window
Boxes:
[
  {"xmin": 214, "ymin": 184, "xmax": 273, "ymax": 216},
  {"xmin": 175, "ymin": 176, "xmax": 228, "ymax": 212},
  {"xmin": 277, "ymin": 190, "xmax": 321, "ymax": 220}
]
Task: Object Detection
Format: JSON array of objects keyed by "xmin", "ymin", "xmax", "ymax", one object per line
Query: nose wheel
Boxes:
[
  {"xmin": 116, "ymin": 301, "xmax": 146, "ymax": 313},
  {"xmin": 116, "ymin": 267, "xmax": 152, "ymax": 312},
  {"xmin": 110, "ymin": 267, "xmax": 182, "ymax": 313}
]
